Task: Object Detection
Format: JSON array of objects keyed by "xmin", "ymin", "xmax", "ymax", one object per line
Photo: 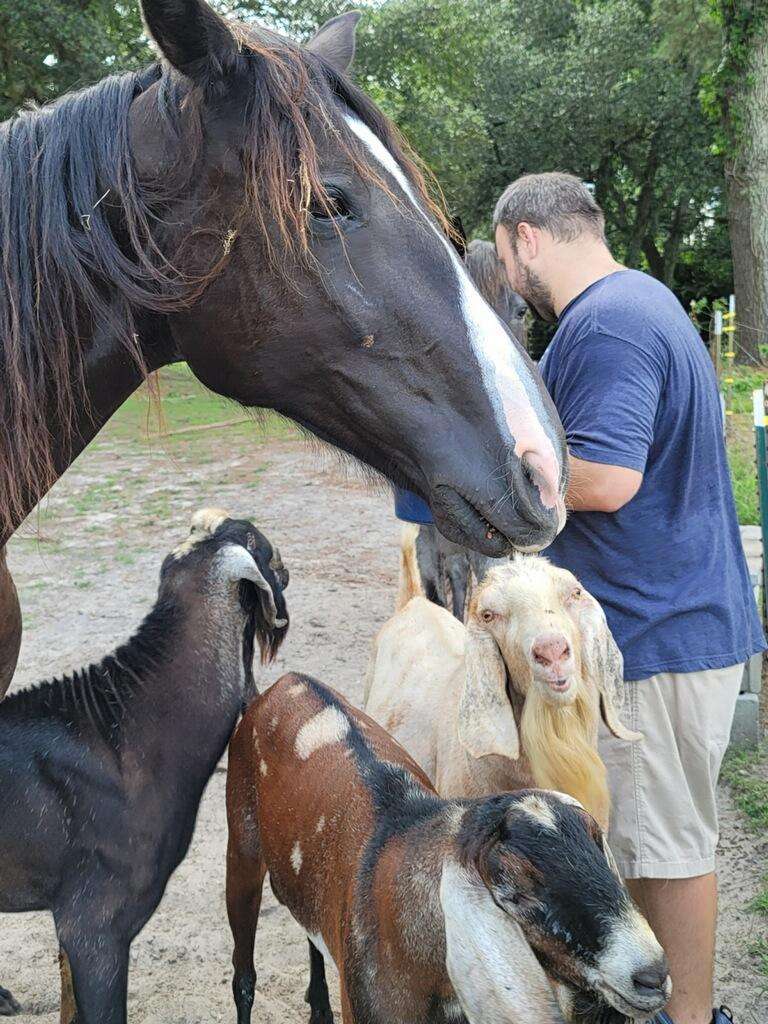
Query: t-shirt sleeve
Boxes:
[{"xmin": 547, "ymin": 332, "xmax": 665, "ymax": 473}]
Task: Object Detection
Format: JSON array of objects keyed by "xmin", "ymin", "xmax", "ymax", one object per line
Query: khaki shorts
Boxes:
[{"xmin": 599, "ymin": 664, "xmax": 743, "ymax": 880}]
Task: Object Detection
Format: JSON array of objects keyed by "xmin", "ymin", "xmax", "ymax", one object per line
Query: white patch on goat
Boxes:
[
  {"xmin": 288, "ymin": 682, "xmax": 307, "ymax": 697},
  {"xmin": 518, "ymin": 794, "xmax": 558, "ymax": 831},
  {"xmin": 291, "ymin": 841, "xmax": 303, "ymax": 875},
  {"xmin": 269, "ymin": 715, "xmax": 279, "ymax": 733},
  {"xmin": 315, "ymin": 815, "xmax": 326, "ymax": 834},
  {"xmin": 344, "ymin": 115, "xmax": 562, "ymax": 509},
  {"xmin": 259, "ymin": 759, "xmax": 268, "ymax": 777},
  {"xmin": 548, "ymin": 790, "xmax": 583, "ymax": 809},
  {"xmin": 294, "ymin": 707, "xmax": 350, "ymax": 760},
  {"xmin": 588, "ymin": 905, "xmax": 670, "ymax": 1015},
  {"xmin": 171, "ymin": 506, "xmax": 229, "ymax": 559},
  {"xmin": 443, "ymin": 999, "xmax": 466, "ymax": 1022},
  {"xmin": 439, "ymin": 860, "xmax": 565, "ymax": 1022}
]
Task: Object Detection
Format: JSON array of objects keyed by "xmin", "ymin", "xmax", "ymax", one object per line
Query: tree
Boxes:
[
  {"xmin": 0, "ymin": 2, "xmax": 150, "ymax": 122},
  {"xmin": 705, "ymin": 2, "xmax": 768, "ymax": 362},
  {"xmin": 0, "ymin": 0, "xmax": 733, "ymax": 320},
  {"xmin": 354, "ymin": 0, "xmax": 726, "ymax": 300}
]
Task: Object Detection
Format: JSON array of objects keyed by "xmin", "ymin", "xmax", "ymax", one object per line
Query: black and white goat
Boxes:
[
  {"xmin": 0, "ymin": 509, "xmax": 288, "ymax": 1024},
  {"xmin": 227, "ymin": 673, "xmax": 671, "ymax": 1024}
]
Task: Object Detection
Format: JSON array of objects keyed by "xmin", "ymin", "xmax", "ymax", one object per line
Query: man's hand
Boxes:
[{"xmin": 566, "ymin": 455, "xmax": 642, "ymax": 513}]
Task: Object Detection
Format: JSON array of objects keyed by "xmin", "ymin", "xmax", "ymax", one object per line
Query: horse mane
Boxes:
[
  {"xmin": 464, "ymin": 239, "xmax": 523, "ymax": 324},
  {"xmin": 0, "ymin": 20, "xmax": 444, "ymax": 540},
  {"xmin": 1, "ymin": 598, "xmax": 181, "ymax": 747}
]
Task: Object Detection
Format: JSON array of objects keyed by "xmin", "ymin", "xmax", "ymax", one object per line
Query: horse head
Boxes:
[{"xmin": 129, "ymin": 1, "xmax": 568, "ymax": 554}]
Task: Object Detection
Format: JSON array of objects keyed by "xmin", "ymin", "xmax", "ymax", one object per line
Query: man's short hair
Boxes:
[{"xmin": 493, "ymin": 172, "xmax": 605, "ymax": 245}]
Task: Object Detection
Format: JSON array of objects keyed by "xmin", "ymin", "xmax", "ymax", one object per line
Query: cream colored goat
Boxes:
[{"xmin": 364, "ymin": 526, "xmax": 640, "ymax": 829}]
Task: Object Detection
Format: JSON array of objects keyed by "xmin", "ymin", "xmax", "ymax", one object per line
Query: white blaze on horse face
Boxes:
[{"xmin": 344, "ymin": 116, "xmax": 563, "ymax": 513}]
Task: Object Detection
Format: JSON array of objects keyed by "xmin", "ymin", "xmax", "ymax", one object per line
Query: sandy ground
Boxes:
[{"xmin": 1, "ymin": 425, "xmax": 767, "ymax": 1023}]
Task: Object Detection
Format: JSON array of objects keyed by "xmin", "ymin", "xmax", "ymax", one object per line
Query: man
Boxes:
[{"xmin": 492, "ymin": 172, "xmax": 765, "ymax": 1024}]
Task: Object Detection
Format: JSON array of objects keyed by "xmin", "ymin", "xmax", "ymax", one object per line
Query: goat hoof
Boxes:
[
  {"xmin": 308, "ymin": 1013, "xmax": 334, "ymax": 1024},
  {"xmin": 0, "ymin": 988, "xmax": 21, "ymax": 1016}
]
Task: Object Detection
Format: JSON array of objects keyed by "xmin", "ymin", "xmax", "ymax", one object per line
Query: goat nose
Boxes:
[
  {"xmin": 632, "ymin": 958, "xmax": 670, "ymax": 995},
  {"xmin": 531, "ymin": 634, "xmax": 570, "ymax": 666}
]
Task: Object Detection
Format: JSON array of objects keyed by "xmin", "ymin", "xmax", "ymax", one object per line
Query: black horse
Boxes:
[{"xmin": 0, "ymin": 0, "xmax": 567, "ymax": 697}]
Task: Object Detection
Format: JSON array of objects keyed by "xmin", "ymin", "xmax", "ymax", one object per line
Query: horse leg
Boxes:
[
  {"xmin": 226, "ymin": 850, "xmax": 267, "ymax": 1024},
  {"xmin": 0, "ymin": 547, "xmax": 21, "ymax": 699},
  {"xmin": 0, "ymin": 986, "xmax": 21, "ymax": 1016},
  {"xmin": 57, "ymin": 933, "xmax": 129, "ymax": 1024},
  {"xmin": 59, "ymin": 949, "xmax": 77, "ymax": 1024},
  {"xmin": 304, "ymin": 940, "xmax": 334, "ymax": 1024}
]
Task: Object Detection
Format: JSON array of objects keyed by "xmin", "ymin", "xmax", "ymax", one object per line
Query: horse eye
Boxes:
[{"xmin": 309, "ymin": 188, "xmax": 351, "ymax": 221}]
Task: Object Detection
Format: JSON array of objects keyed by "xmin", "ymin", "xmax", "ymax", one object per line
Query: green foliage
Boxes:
[
  {"xmin": 703, "ymin": 0, "xmax": 768, "ymax": 155},
  {"xmin": 0, "ymin": 2, "xmax": 150, "ymax": 122},
  {"xmin": 0, "ymin": 0, "xmax": 756, "ymax": 316},
  {"xmin": 352, "ymin": 0, "xmax": 729, "ymax": 301}
]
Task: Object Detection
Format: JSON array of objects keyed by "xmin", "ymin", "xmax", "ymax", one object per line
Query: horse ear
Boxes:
[
  {"xmin": 306, "ymin": 11, "xmax": 362, "ymax": 74},
  {"xmin": 141, "ymin": 0, "xmax": 237, "ymax": 80}
]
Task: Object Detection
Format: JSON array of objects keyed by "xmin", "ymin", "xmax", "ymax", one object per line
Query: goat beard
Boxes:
[{"xmin": 520, "ymin": 680, "xmax": 610, "ymax": 831}]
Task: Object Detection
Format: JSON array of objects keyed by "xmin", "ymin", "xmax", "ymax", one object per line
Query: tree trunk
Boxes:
[{"xmin": 725, "ymin": 21, "xmax": 768, "ymax": 364}]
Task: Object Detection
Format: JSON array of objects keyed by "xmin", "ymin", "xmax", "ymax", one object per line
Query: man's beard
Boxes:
[{"xmin": 518, "ymin": 264, "xmax": 557, "ymax": 323}]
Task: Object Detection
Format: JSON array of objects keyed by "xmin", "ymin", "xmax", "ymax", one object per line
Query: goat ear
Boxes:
[
  {"xmin": 458, "ymin": 627, "xmax": 519, "ymax": 760},
  {"xmin": 577, "ymin": 593, "xmax": 642, "ymax": 742},
  {"xmin": 141, "ymin": 0, "xmax": 238, "ymax": 81},
  {"xmin": 306, "ymin": 11, "xmax": 361, "ymax": 74},
  {"xmin": 439, "ymin": 860, "xmax": 566, "ymax": 1023},
  {"xmin": 217, "ymin": 545, "xmax": 287, "ymax": 629}
]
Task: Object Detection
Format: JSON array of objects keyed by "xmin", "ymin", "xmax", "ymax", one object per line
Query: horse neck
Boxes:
[{"xmin": 0, "ymin": 312, "xmax": 176, "ymax": 545}]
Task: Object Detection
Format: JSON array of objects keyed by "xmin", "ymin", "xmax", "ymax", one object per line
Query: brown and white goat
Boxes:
[
  {"xmin": 366, "ymin": 527, "xmax": 640, "ymax": 829},
  {"xmin": 226, "ymin": 672, "xmax": 670, "ymax": 1024}
]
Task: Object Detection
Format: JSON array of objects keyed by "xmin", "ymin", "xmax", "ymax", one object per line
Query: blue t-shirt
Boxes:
[{"xmin": 541, "ymin": 269, "xmax": 765, "ymax": 680}]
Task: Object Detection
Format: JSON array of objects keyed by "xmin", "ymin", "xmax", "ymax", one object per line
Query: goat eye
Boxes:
[
  {"xmin": 481, "ymin": 609, "xmax": 496, "ymax": 624},
  {"xmin": 569, "ymin": 587, "xmax": 582, "ymax": 601}
]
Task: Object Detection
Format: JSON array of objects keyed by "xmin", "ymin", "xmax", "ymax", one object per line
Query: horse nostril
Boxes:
[{"xmin": 632, "ymin": 959, "xmax": 669, "ymax": 993}]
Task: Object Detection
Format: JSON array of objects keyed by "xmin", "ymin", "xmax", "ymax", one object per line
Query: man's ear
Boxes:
[
  {"xmin": 306, "ymin": 11, "xmax": 362, "ymax": 74},
  {"xmin": 141, "ymin": 0, "xmax": 238, "ymax": 81},
  {"xmin": 517, "ymin": 222, "xmax": 540, "ymax": 260}
]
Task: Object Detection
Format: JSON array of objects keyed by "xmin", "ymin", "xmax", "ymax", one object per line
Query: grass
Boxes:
[
  {"xmin": 98, "ymin": 363, "xmax": 298, "ymax": 448},
  {"xmin": 722, "ymin": 745, "xmax": 768, "ymax": 979},
  {"xmin": 725, "ymin": 365, "xmax": 768, "ymax": 526},
  {"xmin": 721, "ymin": 745, "xmax": 768, "ymax": 831}
]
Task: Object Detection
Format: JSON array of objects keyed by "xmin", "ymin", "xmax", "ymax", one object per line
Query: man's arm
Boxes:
[{"xmin": 566, "ymin": 455, "xmax": 643, "ymax": 513}]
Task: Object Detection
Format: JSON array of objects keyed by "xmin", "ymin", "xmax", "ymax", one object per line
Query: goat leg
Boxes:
[
  {"xmin": 305, "ymin": 940, "xmax": 334, "ymax": 1024},
  {"xmin": 0, "ymin": 986, "xmax": 21, "ymax": 1017},
  {"xmin": 227, "ymin": 848, "xmax": 267, "ymax": 1024}
]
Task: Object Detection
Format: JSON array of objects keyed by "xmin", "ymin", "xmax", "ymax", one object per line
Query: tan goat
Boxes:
[{"xmin": 365, "ymin": 526, "xmax": 640, "ymax": 828}]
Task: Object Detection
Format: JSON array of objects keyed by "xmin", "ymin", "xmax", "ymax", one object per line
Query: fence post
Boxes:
[
  {"xmin": 711, "ymin": 309, "xmax": 723, "ymax": 377},
  {"xmin": 755, "ymin": 387, "xmax": 768, "ymax": 629},
  {"xmin": 723, "ymin": 301, "xmax": 736, "ymax": 430}
]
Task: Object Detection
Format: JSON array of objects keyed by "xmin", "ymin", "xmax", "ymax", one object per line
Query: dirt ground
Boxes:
[{"xmin": 2, "ymin": 411, "xmax": 767, "ymax": 1023}]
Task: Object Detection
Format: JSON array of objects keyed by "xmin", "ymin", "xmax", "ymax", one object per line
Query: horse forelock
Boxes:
[{"xmin": 0, "ymin": 19, "xmax": 448, "ymax": 541}]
